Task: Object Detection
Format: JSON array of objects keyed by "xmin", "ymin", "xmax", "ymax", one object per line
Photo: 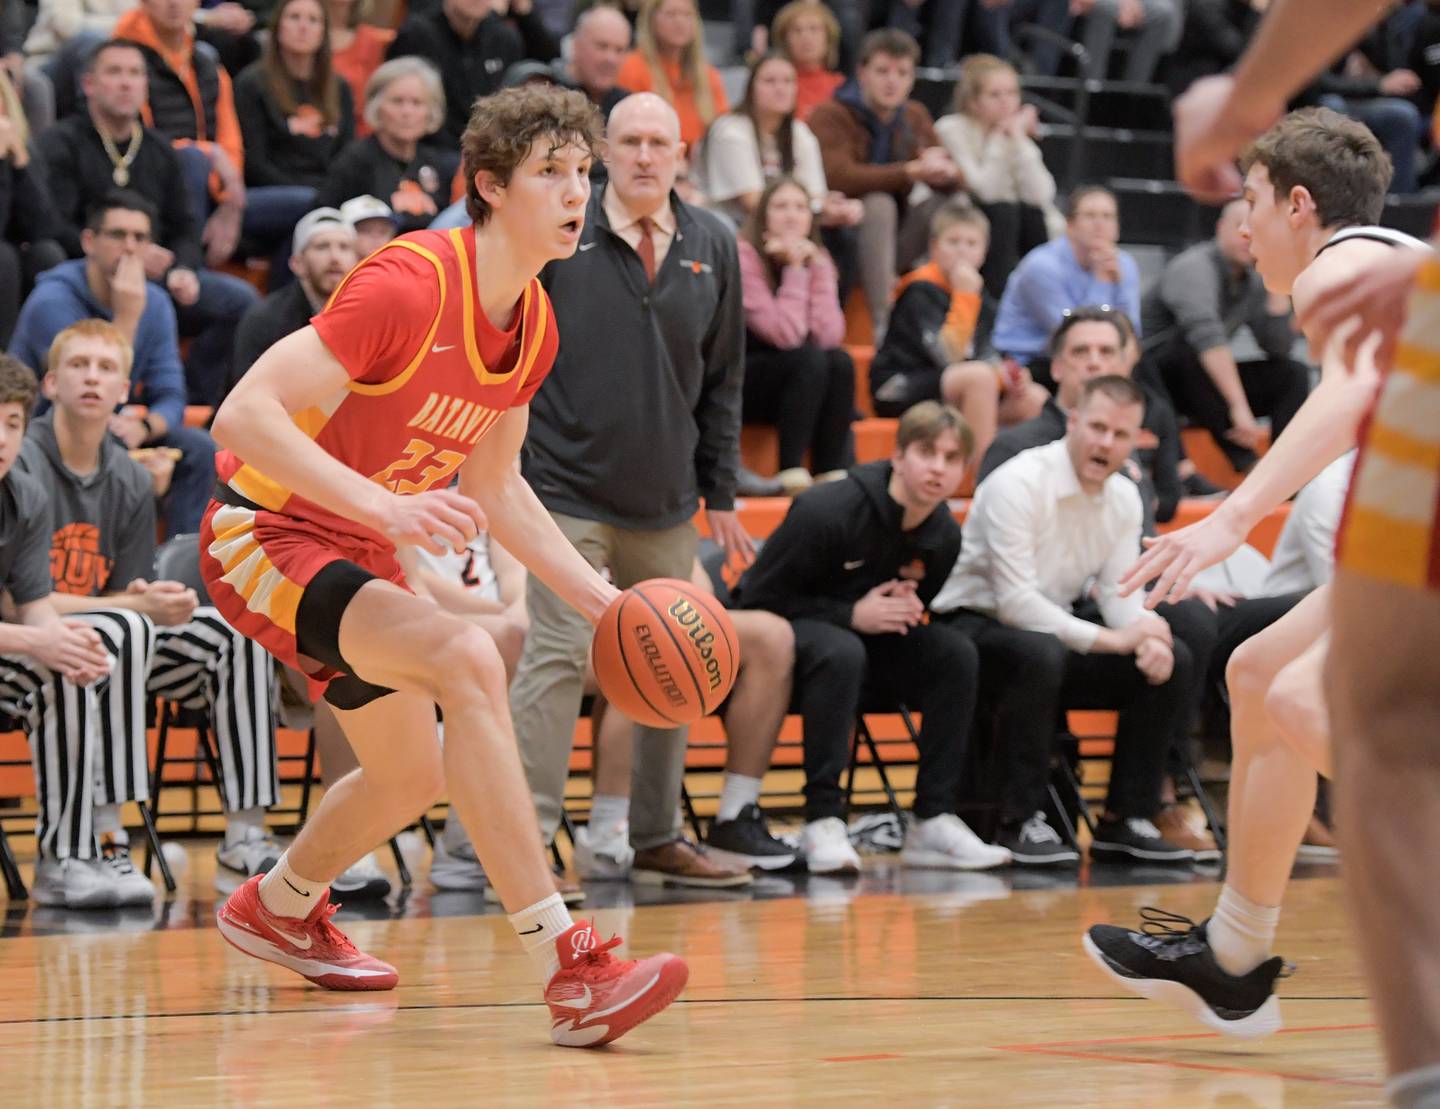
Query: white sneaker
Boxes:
[
  {"xmin": 801, "ymin": 817, "xmax": 862, "ymax": 875},
  {"xmin": 901, "ymin": 813, "xmax": 1012, "ymax": 871},
  {"xmin": 430, "ymin": 841, "xmax": 488, "ymax": 891},
  {"xmin": 574, "ymin": 822, "xmax": 634, "ymax": 880},
  {"xmin": 101, "ymin": 842, "xmax": 157, "ymax": 906},
  {"xmin": 215, "ymin": 826, "xmax": 284, "ymax": 887},
  {"xmin": 331, "ymin": 852, "xmax": 392, "ymax": 900},
  {"xmin": 31, "ymin": 855, "xmax": 116, "ymax": 909}
]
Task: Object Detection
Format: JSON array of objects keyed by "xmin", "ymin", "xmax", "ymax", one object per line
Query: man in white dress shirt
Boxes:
[{"xmin": 934, "ymin": 374, "xmax": 1194, "ymax": 863}]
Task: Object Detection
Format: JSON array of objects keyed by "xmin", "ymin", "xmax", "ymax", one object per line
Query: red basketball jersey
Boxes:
[{"xmin": 216, "ymin": 226, "xmax": 557, "ymax": 546}]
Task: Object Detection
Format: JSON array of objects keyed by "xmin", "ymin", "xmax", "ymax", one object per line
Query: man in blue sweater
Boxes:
[{"xmin": 8, "ymin": 190, "xmax": 215, "ymax": 539}]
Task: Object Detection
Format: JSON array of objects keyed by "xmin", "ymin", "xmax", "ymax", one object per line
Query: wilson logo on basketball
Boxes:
[{"xmin": 667, "ymin": 599, "xmax": 723, "ymax": 692}]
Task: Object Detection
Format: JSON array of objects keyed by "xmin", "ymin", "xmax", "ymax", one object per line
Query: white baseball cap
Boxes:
[
  {"xmin": 292, "ymin": 207, "xmax": 354, "ymax": 254},
  {"xmin": 340, "ymin": 195, "xmax": 399, "ymax": 229}
]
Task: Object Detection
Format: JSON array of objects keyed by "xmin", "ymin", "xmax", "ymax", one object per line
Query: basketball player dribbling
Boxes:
[
  {"xmin": 201, "ymin": 85, "xmax": 688, "ymax": 1048},
  {"xmin": 1083, "ymin": 5, "xmax": 1440, "ymax": 1101},
  {"xmin": 1083, "ymin": 105, "xmax": 1428, "ymax": 1038}
]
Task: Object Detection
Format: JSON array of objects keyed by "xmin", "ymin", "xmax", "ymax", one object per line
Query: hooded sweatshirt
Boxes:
[
  {"xmin": 733, "ymin": 460, "xmax": 961, "ymax": 628},
  {"xmin": 17, "ymin": 412, "xmax": 156, "ymax": 598}
]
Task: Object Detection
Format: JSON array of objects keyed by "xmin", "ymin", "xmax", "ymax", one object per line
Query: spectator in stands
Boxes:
[
  {"xmin": 40, "ymin": 41, "xmax": 259, "ymax": 408},
  {"xmin": 389, "ymin": 0, "xmax": 538, "ymax": 147},
  {"xmin": 234, "ymin": 0, "xmax": 356, "ymax": 217},
  {"xmin": 1060, "ymin": 0, "xmax": 1183, "ymax": 84},
  {"xmin": 1407, "ymin": 0, "xmax": 1440, "ymax": 139},
  {"xmin": 21, "ymin": 318, "xmax": 285, "ymax": 894},
  {"xmin": 933, "ymin": 376, "xmax": 1196, "ymax": 863},
  {"xmin": 752, "ymin": 0, "xmax": 865, "ymax": 74},
  {"xmin": 316, "ymin": 57, "xmax": 458, "ymax": 234},
  {"xmin": 0, "ymin": 71, "xmax": 66, "ymax": 347},
  {"xmin": 617, "ymin": 0, "xmax": 728, "ymax": 149},
  {"xmin": 935, "ymin": 54, "xmax": 1062, "ymax": 300},
  {"xmin": 872, "ymin": 201, "xmax": 1048, "ymax": 468},
  {"xmin": 557, "ymin": 3, "xmax": 632, "ymax": 116},
  {"xmin": 1164, "ymin": 0, "xmax": 1266, "ymax": 98},
  {"xmin": 884, "ymin": 0, "xmax": 1011, "ymax": 69},
  {"xmin": 702, "ymin": 51, "xmax": 861, "ymax": 230},
  {"xmin": 1141, "ymin": 198, "xmax": 1309, "ymax": 476},
  {"xmin": 327, "ymin": 0, "xmax": 393, "ymax": 136},
  {"xmin": 1306, "ymin": 33, "xmax": 1425, "ymax": 193},
  {"xmin": 9, "ymin": 191, "xmax": 217, "ymax": 538},
  {"xmin": 735, "ymin": 401, "xmax": 1013, "ymax": 874},
  {"xmin": 339, "ymin": 192, "xmax": 397, "ymax": 254},
  {"xmin": 992, "ymin": 185, "xmax": 1139, "ymax": 384},
  {"xmin": 0, "ymin": 354, "xmax": 119, "ymax": 908},
  {"xmin": 738, "ymin": 176, "xmax": 854, "ymax": 495},
  {"xmin": 512, "ymin": 93, "xmax": 752, "ymax": 890},
  {"xmin": 810, "ymin": 28, "xmax": 960, "ymax": 341},
  {"xmin": 233, "ymin": 207, "xmax": 357, "ymax": 379},
  {"xmin": 770, "ymin": 0, "xmax": 843, "ymax": 122}
]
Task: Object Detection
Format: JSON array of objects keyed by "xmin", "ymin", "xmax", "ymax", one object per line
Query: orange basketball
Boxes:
[{"xmin": 592, "ymin": 578, "xmax": 740, "ymax": 728}]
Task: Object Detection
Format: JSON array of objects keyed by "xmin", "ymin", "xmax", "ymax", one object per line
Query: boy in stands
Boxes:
[{"xmin": 203, "ymin": 85, "xmax": 687, "ymax": 1047}]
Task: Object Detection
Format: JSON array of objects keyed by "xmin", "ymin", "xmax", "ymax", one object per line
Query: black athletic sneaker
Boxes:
[
  {"xmin": 995, "ymin": 812, "xmax": 1080, "ymax": 865},
  {"xmin": 1083, "ymin": 907, "xmax": 1292, "ymax": 1038},
  {"xmin": 1089, "ymin": 816, "xmax": 1194, "ymax": 863},
  {"xmin": 706, "ymin": 805, "xmax": 797, "ymax": 870}
]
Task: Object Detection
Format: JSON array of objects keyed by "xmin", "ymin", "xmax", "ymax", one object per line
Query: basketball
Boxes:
[{"xmin": 592, "ymin": 578, "xmax": 740, "ymax": 727}]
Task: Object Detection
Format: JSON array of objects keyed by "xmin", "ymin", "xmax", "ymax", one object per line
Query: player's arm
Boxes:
[
  {"xmin": 457, "ymin": 406, "xmax": 618, "ymax": 626},
  {"xmin": 211, "ymin": 327, "xmax": 482, "ymax": 554}
]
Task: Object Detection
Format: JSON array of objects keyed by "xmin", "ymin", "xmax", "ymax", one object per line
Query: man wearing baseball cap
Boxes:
[
  {"xmin": 233, "ymin": 209, "xmax": 358, "ymax": 381},
  {"xmin": 339, "ymin": 195, "xmax": 400, "ymax": 259}
]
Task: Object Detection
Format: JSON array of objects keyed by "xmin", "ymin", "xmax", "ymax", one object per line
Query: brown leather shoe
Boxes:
[
  {"xmin": 484, "ymin": 870, "xmax": 586, "ymax": 907},
  {"xmin": 1155, "ymin": 805, "xmax": 1221, "ymax": 862},
  {"xmin": 631, "ymin": 838, "xmax": 754, "ymax": 888}
]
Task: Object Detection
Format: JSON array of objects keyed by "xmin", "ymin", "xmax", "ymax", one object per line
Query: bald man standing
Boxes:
[{"xmin": 512, "ymin": 93, "xmax": 752, "ymax": 890}]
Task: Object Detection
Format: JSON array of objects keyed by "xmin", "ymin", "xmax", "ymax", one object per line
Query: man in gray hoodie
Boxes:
[{"xmin": 19, "ymin": 318, "xmax": 282, "ymax": 896}]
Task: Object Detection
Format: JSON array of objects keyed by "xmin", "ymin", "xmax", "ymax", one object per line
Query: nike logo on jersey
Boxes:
[
  {"xmin": 552, "ymin": 985, "xmax": 592, "ymax": 1010},
  {"xmin": 843, "ymin": 559, "xmax": 865, "ymax": 570},
  {"xmin": 432, "ymin": 343, "xmax": 456, "ymax": 353},
  {"xmin": 578, "ymin": 242, "xmax": 597, "ymax": 251}
]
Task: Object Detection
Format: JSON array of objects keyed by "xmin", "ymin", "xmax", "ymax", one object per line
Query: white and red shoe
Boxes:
[
  {"xmin": 544, "ymin": 920, "xmax": 688, "ymax": 1047},
  {"xmin": 216, "ymin": 874, "xmax": 398, "ymax": 991}
]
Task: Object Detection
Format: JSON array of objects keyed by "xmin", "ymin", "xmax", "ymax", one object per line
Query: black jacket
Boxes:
[
  {"xmin": 233, "ymin": 65, "xmax": 356, "ymax": 190},
  {"xmin": 127, "ymin": 39, "xmax": 225, "ymax": 148},
  {"xmin": 0, "ymin": 149, "xmax": 63, "ymax": 248},
  {"xmin": 526, "ymin": 187, "xmax": 744, "ymax": 529},
  {"xmin": 233, "ymin": 281, "xmax": 316, "ymax": 380},
  {"xmin": 315, "ymin": 135, "xmax": 458, "ymax": 236},
  {"xmin": 978, "ymin": 395, "xmax": 1182, "ymax": 529},
  {"xmin": 734, "ymin": 461, "xmax": 962, "ymax": 629},
  {"xmin": 871, "ymin": 278, "xmax": 997, "ymax": 390},
  {"xmin": 388, "ymin": 10, "xmax": 526, "ymax": 146}
]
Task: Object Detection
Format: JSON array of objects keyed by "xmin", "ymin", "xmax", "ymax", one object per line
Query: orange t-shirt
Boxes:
[
  {"xmin": 615, "ymin": 52, "xmax": 729, "ymax": 147},
  {"xmin": 794, "ymin": 65, "xmax": 843, "ymax": 123}
]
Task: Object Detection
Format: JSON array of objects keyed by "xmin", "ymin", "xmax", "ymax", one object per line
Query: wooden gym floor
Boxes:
[{"xmin": 0, "ymin": 843, "xmax": 1383, "ymax": 1107}]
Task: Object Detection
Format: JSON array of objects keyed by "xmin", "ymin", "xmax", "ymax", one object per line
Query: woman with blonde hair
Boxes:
[
  {"xmin": 935, "ymin": 53, "xmax": 1062, "ymax": 298},
  {"xmin": 616, "ymin": 0, "xmax": 728, "ymax": 147},
  {"xmin": 769, "ymin": 0, "xmax": 843, "ymax": 122}
]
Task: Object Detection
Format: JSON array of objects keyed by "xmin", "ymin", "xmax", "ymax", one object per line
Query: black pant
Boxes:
[
  {"xmin": 1151, "ymin": 342, "xmax": 1310, "ymax": 472},
  {"xmin": 938, "ymin": 611, "xmax": 1067, "ymax": 825},
  {"xmin": 1156, "ymin": 597, "xmax": 1219, "ymax": 777},
  {"xmin": 977, "ymin": 201, "xmax": 1050, "ymax": 302},
  {"xmin": 790, "ymin": 617, "xmax": 978, "ymax": 823},
  {"xmin": 743, "ymin": 343, "xmax": 856, "ymax": 473}
]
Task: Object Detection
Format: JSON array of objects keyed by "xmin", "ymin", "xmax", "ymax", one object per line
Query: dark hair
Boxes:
[
  {"xmin": 0, "ymin": 355, "xmax": 38, "ymax": 423},
  {"xmin": 1240, "ymin": 106, "xmax": 1391, "ymax": 227},
  {"xmin": 738, "ymin": 52, "xmax": 797, "ymax": 177},
  {"xmin": 1079, "ymin": 373, "xmax": 1146, "ymax": 410},
  {"xmin": 1049, "ymin": 304, "xmax": 1127, "ymax": 357},
  {"xmin": 1065, "ymin": 184, "xmax": 1116, "ymax": 220},
  {"xmin": 84, "ymin": 37, "xmax": 145, "ymax": 74},
  {"xmin": 858, "ymin": 27, "xmax": 920, "ymax": 68},
  {"xmin": 739, "ymin": 175, "xmax": 822, "ymax": 290},
  {"xmin": 262, "ymin": 0, "xmax": 341, "ymax": 129},
  {"xmin": 85, "ymin": 189, "xmax": 157, "ymax": 232},
  {"xmin": 462, "ymin": 85, "xmax": 605, "ymax": 225},
  {"xmin": 897, "ymin": 400, "xmax": 975, "ymax": 459}
]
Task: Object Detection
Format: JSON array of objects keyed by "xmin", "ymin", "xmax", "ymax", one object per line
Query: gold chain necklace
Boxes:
[{"xmin": 99, "ymin": 124, "xmax": 142, "ymax": 187}]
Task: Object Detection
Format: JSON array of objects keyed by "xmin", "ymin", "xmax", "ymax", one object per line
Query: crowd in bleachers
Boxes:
[{"xmin": 0, "ymin": 0, "xmax": 1418, "ymax": 907}]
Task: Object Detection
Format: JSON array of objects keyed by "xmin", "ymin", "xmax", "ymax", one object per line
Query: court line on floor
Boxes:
[{"xmin": 0, "ymin": 996, "xmax": 1369, "ymax": 1028}]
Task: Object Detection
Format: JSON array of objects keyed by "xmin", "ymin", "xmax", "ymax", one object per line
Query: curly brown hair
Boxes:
[
  {"xmin": 0, "ymin": 355, "xmax": 37, "ymax": 424},
  {"xmin": 461, "ymin": 83, "xmax": 606, "ymax": 225},
  {"xmin": 1240, "ymin": 107, "xmax": 1391, "ymax": 228}
]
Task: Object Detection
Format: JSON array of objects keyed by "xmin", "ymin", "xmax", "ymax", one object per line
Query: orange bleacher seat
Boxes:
[
  {"xmin": 741, "ymin": 417, "xmax": 899, "ymax": 477},
  {"xmin": 847, "ymin": 344, "xmax": 875, "ymax": 417},
  {"xmin": 1181, "ymin": 426, "xmax": 1272, "ymax": 491}
]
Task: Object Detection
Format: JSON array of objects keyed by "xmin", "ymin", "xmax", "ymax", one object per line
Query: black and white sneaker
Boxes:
[
  {"xmin": 1083, "ymin": 908, "xmax": 1292, "ymax": 1038},
  {"xmin": 706, "ymin": 805, "xmax": 798, "ymax": 870},
  {"xmin": 1089, "ymin": 816, "xmax": 1195, "ymax": 863},
  {"xmin": 996, "ymin": 812, "xmax": 1080, "ymax": 865}
]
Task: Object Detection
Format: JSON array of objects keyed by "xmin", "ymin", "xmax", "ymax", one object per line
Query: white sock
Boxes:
[
  {"xmin": 258, "ymin": 851, "xmax": 327, "ymax": 919},
  {"xmin": 94, "ymin": 803, "xmax": 125, "ymax": 843},
  {"xmin": 508, "ymin": 892, "xmax": 573, "ymax": 980},
  {"xmin": 1208, "ymin": 884, "xmax": 1281, "ymax": 976},
  {"xmin": 1388, "ymin": 1063, "xmax": 1440, "ymax": 1108},
  {"xmin": 588, "ymin": 794, "xmax": 629, "ymax": 840},
  {"xmin": 716, "ymin": 773, "xmax": 762, "ymax": 823},
  {"xmin": 225, "ymin": 806, "xmax": 265, "ymax": 847}
]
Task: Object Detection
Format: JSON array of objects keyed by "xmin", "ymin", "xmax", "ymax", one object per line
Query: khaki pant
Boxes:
[{"xmin": 510, "ymin": 512, "xmax": 699, "ymax": 851}]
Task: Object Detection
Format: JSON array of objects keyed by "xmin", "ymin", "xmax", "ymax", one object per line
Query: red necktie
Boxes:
[{"xmin": 636, "ymin": 216, "xmax": 657, "ymax": 284}]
